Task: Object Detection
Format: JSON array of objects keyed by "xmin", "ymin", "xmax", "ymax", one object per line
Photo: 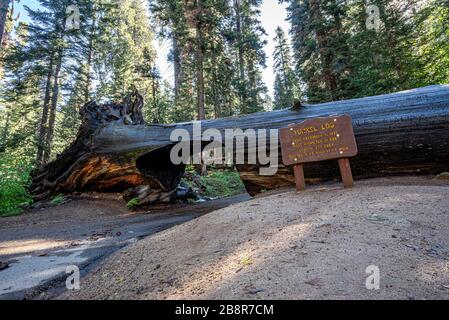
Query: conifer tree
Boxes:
[
  {"xmin": 284, "ymin": 0, "xmax": 353, "ymax": 102},
  {"xmin": 18, "ymin": 0, "xmax": 73, "ymax": 167},
  {"xmin": 230, "ymin": 0, "xmax": 267, "ymax": 114},
  {"xmin": 0, "ymin": 22, "xmax": 41, "ymax": 160},
  {"xmin": 272, "ymin": 26, "xmax": 299, "ymax": 109},
  {"xmin": 0, "ymin": 0, "xmax": 11, "ymax": 47}
]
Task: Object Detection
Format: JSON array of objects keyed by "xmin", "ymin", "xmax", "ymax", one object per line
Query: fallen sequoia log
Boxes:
[{"xmin": 31, "ymin": 85, "xmax": 449, "ymax": 203}]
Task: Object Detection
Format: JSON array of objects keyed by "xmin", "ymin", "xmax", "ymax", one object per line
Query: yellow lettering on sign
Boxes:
[
  {"xmin": 293, "ymin": 126, "xmax": 318, "ymax": 135},
  {"xmin": 320, "ymin": 122, "xmax": 335, "ymax": 131}
]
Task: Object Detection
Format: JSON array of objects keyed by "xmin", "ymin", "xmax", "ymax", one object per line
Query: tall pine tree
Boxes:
[{"xmin": 272, "ymin": 26, "xmax": 299, "ymax": 109}]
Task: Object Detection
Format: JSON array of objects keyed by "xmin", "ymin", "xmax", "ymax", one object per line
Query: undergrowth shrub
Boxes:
[
  {"xmin": 182, "ymin": 167, "xmax": 246, "ymax": 198},
  {"xmin": 0, "ymin": 154, "xmax": 33, "ymax": 217}
]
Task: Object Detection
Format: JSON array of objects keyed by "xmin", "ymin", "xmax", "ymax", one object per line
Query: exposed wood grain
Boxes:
[
  {"xmin": 293, "ymin": 164, "xmax": 306, "ymax": 192},
  {"xmin": 338, "ymin": 158, "xmax": 354, "ymax": 188},
  {"xmin": 32, "ymin": 85, "xmax": 449, "ymax": 201}
]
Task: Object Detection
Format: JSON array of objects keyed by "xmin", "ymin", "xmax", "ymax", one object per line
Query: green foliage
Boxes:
[
  {"xmin": 182, "ymin": 168, "xmax": 246, "ymax": 198},
  {"xmin": 93, "ymin": 0, "xmax": 157, "ymax": 102},
  {"xmin": 0, "ymin": 154, "xmax": 33, "ymax": 217},
  {"xmin": 1, "ymin": 0, "xmax": 449, "ymax": 215},
  {"xmin": 127, "ymin": 197, "xmax": 140, "ymax": 210},
  {"xmin": 1, "ymin": 0, "xmax": 159, "ymax": 161},
  {"xmin": 286, "ymin": 0, "xmax": 354, "ymax": 102},
  {"xmin": 150, "ymin": 0, "xmax": 269, "ymax": 120},
  {"xmin": 240, "ymin": 256, "xmax": 253, "ymax": 267},
  {"xmin": 284, "ymin": 0, "xmax": 449, "ymax": 103},
  {"xmin": 412, "ymin": 1, "xmax": 449, "ymax": 86},
  {"xmin": 50, "ymin": 194, "xmax": 66, "ymax": 205},
  {"xmin": 201, "ymin": 171, "xmax": 246, "ymax": 198},
  {"xmin": 272, "ymin": 26, "xmax": 300, "ymax": 109}
]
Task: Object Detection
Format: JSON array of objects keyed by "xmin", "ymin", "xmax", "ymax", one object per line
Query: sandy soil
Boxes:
[
  {"xmin": 0, "ymin": 194, "xmax": 249, "ymax": 258},
  {"xmin": 61, "ymin": 176, "xmax": 449, "ymax": 300},
  {"xmin": 0, "ymin": 194, "xmax": 249, "ymax": 299}
]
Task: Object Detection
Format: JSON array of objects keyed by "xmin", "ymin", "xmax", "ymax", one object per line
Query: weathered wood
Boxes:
[
  {"xmin": 31, "ymin": 91, "xmax": 153, "ymax": 199},
  {"xmin": 338, "ymin": 158, "xmax": 354, "ymax": 188},
  {"xmin": 293, "ymin": 164, "xmax": 306, "ymax": 192},
  {"xmin": 279, "ymin": 115, "xmax": 358, "ymax": 190},
  {"xmin": 31, "ymin": 85, "xmax": 449, "ymax": 202}
]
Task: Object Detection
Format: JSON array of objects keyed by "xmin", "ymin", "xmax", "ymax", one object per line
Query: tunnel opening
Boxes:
[
  {"xmin": 136, "ymin": 145, "xmax": 187, "ymax": 192},
  {"xmin": 135, "ymin": 142, "xmax": 248, "ymax": 202}
]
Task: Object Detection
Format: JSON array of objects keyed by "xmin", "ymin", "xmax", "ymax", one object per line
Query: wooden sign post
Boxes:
[{"xmin": 280, "ymin": 115, "xmax": 358, "ymax": 192}]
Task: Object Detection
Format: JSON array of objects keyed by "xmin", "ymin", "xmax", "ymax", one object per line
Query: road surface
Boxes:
[{"xmin": 0, "ymin": 194, "xmax": 250, "ymax": 300}]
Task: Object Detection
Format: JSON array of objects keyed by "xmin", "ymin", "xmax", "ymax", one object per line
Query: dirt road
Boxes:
[
  {"xmin": 61, "ymin": 177, "xmax": 449, "ymax": 300},
  {"xmin": 0, "ymin": 194, "xmax": 250, "ymax": 300}
]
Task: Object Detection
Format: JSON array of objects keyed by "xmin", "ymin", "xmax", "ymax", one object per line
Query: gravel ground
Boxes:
[{"xmin": 61, "ymin": 177, "xmax": 449, "ymax": 300}]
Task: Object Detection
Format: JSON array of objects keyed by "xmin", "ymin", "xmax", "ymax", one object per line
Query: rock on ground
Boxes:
[
  {"xmin": 436, "ymin": 172, "xmax": 449, "ymax": 181},
  {"xmin": 61, "ymin": 177, "xmax": 449, "ymax": 300}
]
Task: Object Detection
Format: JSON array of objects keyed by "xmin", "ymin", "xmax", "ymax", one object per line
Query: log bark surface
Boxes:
[{"xmin": 32, "ymin": 85, "xmax": 449, "ymax": 201}]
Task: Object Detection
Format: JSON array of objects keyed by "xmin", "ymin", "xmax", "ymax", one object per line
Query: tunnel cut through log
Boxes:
[{"xmin": 31, "ymin": 85, "xmax": 449, "ymax": 202}]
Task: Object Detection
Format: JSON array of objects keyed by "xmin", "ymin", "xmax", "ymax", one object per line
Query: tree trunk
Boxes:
[
  {"xmin": 151, "ymin": 66, "xmax": 159, "ymax": 123},
  {"xmin": 31, "ymin": 85, "xmax": 449, "ymax": 203},
  {"xmin": 194, "ymin": 0, "xmax": 207, "ymax": 175},
  {"xmin": 36, "ymin": 58, "xmax": 54, "ymax": 169},
  {"xmin": 211, "ymin": 43, "xmax": 219, "ymax": 119},
  {"xmin": 173, "ymin": 35, "xmax": 183, "ymax": 102},
  {"xmin": 309, "ymin": 0, "xmax": 337, "ymax": 99},
  {"xmin": 43, "ymin": 51, "xmax": 63, "ymax": 165},
  {"xmin": 195, "ymin": 0, "xmax": 206, "ymax": 121},
  {"xmin": 234, "ymin": 0, "xmax": 247, "ymax": 109},
  {"xmin": 31, "ymin": 91, "xmax": 147, "ymax": 199},
  {"xmin": 84, "ymin": 10, "xmax": 96, "ymax": 104},
  {"xmin": 0, "ymin": 0, "xmax": 10, "ymax": 47},
  {"xmin": 247, "ymin": 57, "xmax": 257, "ymax": 111}
]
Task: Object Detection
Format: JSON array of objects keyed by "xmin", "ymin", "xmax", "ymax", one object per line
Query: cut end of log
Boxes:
[{"xmin": 30, "ymin": 91, "xmax": 155, "ymax": 200}]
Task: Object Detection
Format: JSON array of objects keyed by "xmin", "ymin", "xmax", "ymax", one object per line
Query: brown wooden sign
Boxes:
[{"xmin": 280, "ymin": 115, "xmax": 358, "ymax": 191}]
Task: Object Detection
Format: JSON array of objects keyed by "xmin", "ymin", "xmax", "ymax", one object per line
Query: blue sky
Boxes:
[
  {"xmin": 16, "ymin": 0, "xmax": 291, "ymax": 97},
  {"xmin": 15, "ymin": 0, "xmax": 34, "ymax": 23}
]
